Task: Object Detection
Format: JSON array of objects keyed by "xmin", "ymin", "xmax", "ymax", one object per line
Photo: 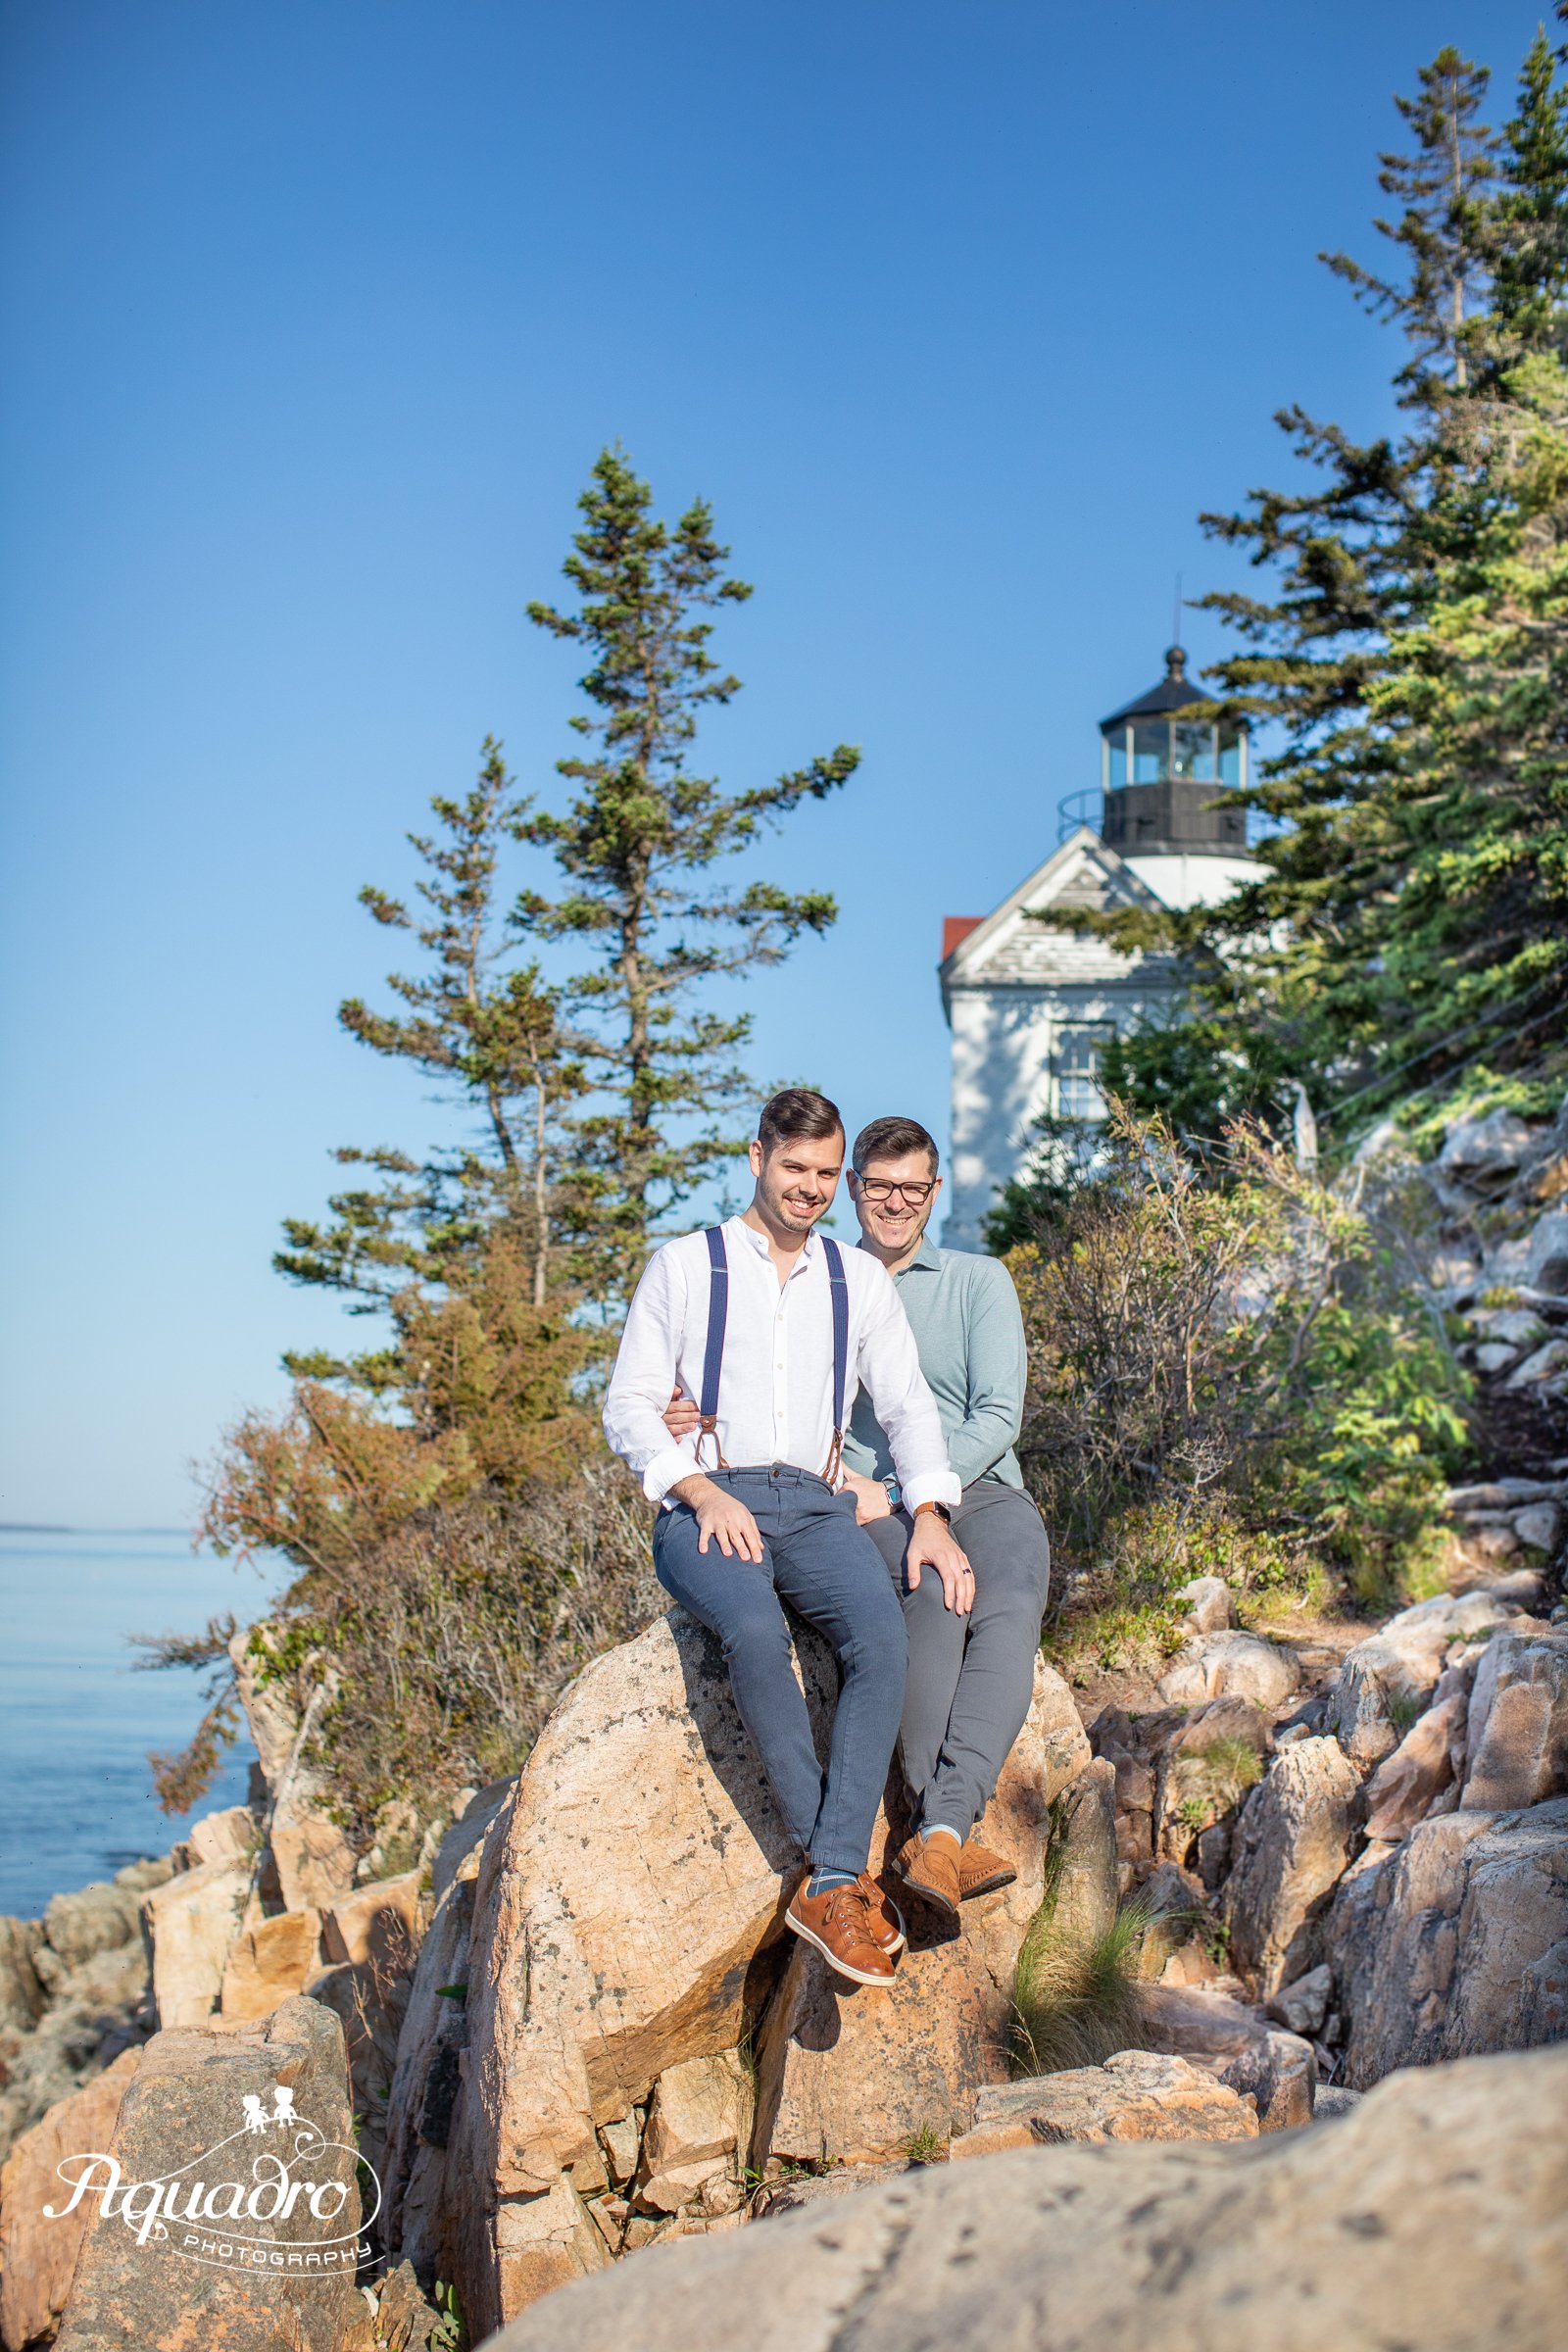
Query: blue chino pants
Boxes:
[{"xmin": 653, "ymin": 1463, "xmax": 909, "ymax": 1878}]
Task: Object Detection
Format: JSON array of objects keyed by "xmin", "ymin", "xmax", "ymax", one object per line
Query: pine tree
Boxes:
[
  {"xmin": 1490, "ymin": 28, "xmax": 1568, "ymax": 359},
  {"xmin": 205, "ymin": 451, "xmax": 857, "ymax": 1563},
  {"xmin": 1076, "ymin": 34, "xmax": 1568, "ymax": 1145},
  {"xmin": 519, "ymin": 448, "xmax": 858, "ymax": 1286},
  {"xmin": 276, "ymin": 739, "xmax": 583, "ymax": 1382},
  {"xmin": 1348, "ymin": 356, "xmax": 1568, "ymax": 1095},
  {"xmin": 1320, "ymin": 45, "xmax": 1496, "ymax": 394}
]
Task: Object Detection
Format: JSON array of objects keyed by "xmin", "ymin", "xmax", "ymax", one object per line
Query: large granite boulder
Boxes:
[
  {"xmin": 1462, "ymin": 1628, "xmax": 1568, "ymax": 1810},
  {"xmin": 1140, "ymin": 1983, "xmax": 1316, "ymax": 2132},
  {"xmin": 752, "ymin": 1655, "xmax": 1091, "ymax": 2164},
  {"xmin": 219, "ymin": 1908, "xmax": 322, "ymax": 2023},
  {"xmin": 0, "ymin": 1887, "xmax": 153, "ymax": 2171},
  {"xmin": 228, "ymin": 1627, "xmax": 358, "ymax": 1913},
  {"xmin": 947, "ymin": 2049, "xmax": 1257, "ymax": 2157},
  {"xmin": 0, "ymin": 1917, "xmax": 46, "ymax": 2037},
  {"xmin": 378, "ymin": 1782, "xmax": 516, "ymax": 2289},
  {"xmin": 1155, "ymin": 1633, "xmax": 1299, "ymax": 1711},
  {"xmin": 1041, "ymin": 1754, "xmax": 1118, "ymax": 1952},
  {"xmin": 1440, "ymin": 1106, "xmax": 1538, "ymax": 1187},
  {"xmin": 483, "ymin": 2043, "xmax": 1568, "ymax": 2352},
  {"xmin": 0, "ymin": 2047, "xmax": 140, "ymax": 2352},
  {"xmin": 1324, "ymin": 1592, "xmax": 1518, "ymax": 1768},
  {"xmin": 37, "ymin": 1886, "xmax": 141, "ymax": 1980},
  {"xmin": 139, "ymin": 1858, "xmax": 249, "ymax": 2029},
  {"xmin": 1221, "ymin": 1738, "xmax": 1360, "ymax": 1993},
  {"xmin": 441, "ymin": 1614, "xmax": 829, "ymax": 2333},
  {"xmin": 433, "ymin": 1608, "xmax": 1091, "ymax": 2334},
  {"xmin": 1328, "ymin": 1796, "xmax": 1568, "ymax": 2085},
  {"xmin": 637, "ymin": 2051, "xmax": 754, "ymax": 2210},
  {"xmin": 753, "ymin": 1664, "xmax": 1092, "ymax": 2169},
  {"xmin": 1526, "ymin": 1205, "xmax": 1568, "ymax": 1294},
  {"xmin": 52, "ymin": 1995, "xmax": 365, "ymax": 2352},
  {"xmin": 1362, "ymin": 1690, "xmax": 1468, "ymax": 1840}
]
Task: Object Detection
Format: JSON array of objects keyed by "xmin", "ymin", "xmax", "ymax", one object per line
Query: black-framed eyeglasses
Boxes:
[{"xmin": 856, "ymin": 1177, "xmax": 936, "ymax": 1205}]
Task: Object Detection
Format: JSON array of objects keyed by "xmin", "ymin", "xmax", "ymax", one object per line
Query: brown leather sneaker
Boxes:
[
  {"xmin": 785, "ymin": 1879, "xmax": 897, "ymax": 1986},
  {"xmin": 858, "ymin": 1871, "xmax": 906, "ymax": 1954},
  {"xmin": 956, "ymin": 1837, "xmax": 1017, "ymax": 1900},
  {"xmin": 895, "ymin": 1830, "xmax": 962, "ymax": 1920}
]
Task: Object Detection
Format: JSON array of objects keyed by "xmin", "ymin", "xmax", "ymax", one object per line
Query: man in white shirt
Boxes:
[{"xmin": 602, "ymin": 1088, "xmax": 970, "ymax": 1988}]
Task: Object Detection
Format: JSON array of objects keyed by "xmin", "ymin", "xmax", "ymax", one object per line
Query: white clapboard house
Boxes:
[{"xmin": 940, "ymin": 646, "xmax": 1266, "ymax": 1247}]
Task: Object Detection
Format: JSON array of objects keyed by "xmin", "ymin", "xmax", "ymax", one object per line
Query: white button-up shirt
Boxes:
[{"xmin": 603, "ymin": 1215, "xmax": 961, "ymax": 1510}]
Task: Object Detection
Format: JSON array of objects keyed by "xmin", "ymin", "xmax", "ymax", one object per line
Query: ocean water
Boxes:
[{"xmin": 0, "ymin": 1531, "xmax": 284, "ymax": 1920}]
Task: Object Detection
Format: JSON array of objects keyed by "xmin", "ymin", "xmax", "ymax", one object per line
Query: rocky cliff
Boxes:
[{"xmin": 1, "ymin": 1093, "xmax": 1564, "ymax": 2350}]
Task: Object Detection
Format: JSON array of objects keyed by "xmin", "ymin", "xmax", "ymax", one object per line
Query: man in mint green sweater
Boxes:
[{"xmin": 836, "ymin": 1113, "xmax": 1051, "ymax": 1923}]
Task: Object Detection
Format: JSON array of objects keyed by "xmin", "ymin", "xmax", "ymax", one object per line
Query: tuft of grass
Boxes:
[
  {"xmin": 1182, "ymin": 1735, "xmax": 1265, "ymax": 1814},
  {"xmin": 901, "ymin": 2125, "xmax": 945, "ymax": 2164},
  {"xmin": 1385, "ymin": 1687, "xmax": 1425, "ymax": 1733},
  {"xmin": 1007, "ymin": 1897, "xmax": 1152, "ymax": 2079}
]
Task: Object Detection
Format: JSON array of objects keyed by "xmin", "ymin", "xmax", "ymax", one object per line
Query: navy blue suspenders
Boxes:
[
  {"xmin": 694, "ymin": 1226, "xmax": 849, "ymax": 1483},
  {"xmin": 694, "ymin": 1225, "xmax": 730, "ymax": 1468},
  {"xmin": 820, "ymin": 1237, "xmax": 849, "ymax": 1486}
]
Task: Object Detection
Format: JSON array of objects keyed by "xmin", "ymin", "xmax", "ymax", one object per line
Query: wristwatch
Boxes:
[
  {"xmin": 913, "ymin": 1500, "xmax": 953, "ymax": 1524},
  {"xmin": 882, "ymin": 1477, "xmax": 902, "ymax": 1511}
]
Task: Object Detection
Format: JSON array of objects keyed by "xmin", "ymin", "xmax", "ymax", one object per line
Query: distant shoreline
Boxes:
[{"xmin": 0, "ymin": 1524, "xmax": 196, "ymax": 1538}]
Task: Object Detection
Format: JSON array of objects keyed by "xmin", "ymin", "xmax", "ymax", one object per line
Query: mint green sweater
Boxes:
[{"xmin": 842, "ymin": 1236, "xmax": 1026, "ymax": 1492}]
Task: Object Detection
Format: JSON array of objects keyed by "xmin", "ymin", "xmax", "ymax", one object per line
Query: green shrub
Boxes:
[
  {"xmin": 1008, "ymin": 1106, "xmax": 1472, "ymax": 1637},
  {"xmin": 140, "ymin": 1463, "xmax": 661, "ymax": 1838},
  {"xmin": 1260, "ymin": 1298, "xmax": 1469, "ymax": 1610}
]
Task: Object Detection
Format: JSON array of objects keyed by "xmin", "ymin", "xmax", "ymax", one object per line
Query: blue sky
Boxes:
[{"xmin": 0, "ymin": 0, "xmax": 1550, "ymax": 1527}]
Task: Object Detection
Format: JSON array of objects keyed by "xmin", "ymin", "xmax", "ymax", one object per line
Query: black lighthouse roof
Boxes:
[{"xmin": 1099, "ymin": 644, "xmax": 1215, "ymax": 733}]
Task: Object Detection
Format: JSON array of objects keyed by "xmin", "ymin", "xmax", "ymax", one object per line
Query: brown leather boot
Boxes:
[
  {"xmin": 895, "ymin": 1829, "xmax": 962, "ymax": 1920},
  {"xmin": 956, "ymin": 1837, "xmax": 1017, "ymax": 1900},
  {"xmin": 858, "ymin": 1872, "xmax": 906, "ymax": 1954},
  {"xmin": 785, "ymin": 1878, "xmax": 897, "ymax": 1986}
]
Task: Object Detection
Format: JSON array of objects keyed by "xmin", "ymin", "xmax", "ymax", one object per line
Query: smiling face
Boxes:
[
  {"xmin": 748, "ymin": 1126, "xmax": 845, "ymax": 1238},
  {"xmin": 850, "ymin": 1148, "xmax": 942, "ymax": 1260}
]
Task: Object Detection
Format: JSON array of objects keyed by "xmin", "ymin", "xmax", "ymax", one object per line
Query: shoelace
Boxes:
[
  {"xmin": 857, "ymin": 1872, "xmax": 893, "ymax": 1926},
  {"xmin": 822, "ymin": 1882, "xmax": 874, "ymax": 1940}
]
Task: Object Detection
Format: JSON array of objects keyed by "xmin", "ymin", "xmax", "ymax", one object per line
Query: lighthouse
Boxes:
[{"xmin": 939, "ymin": 647, "xmax": 1266, "ymax": 1248}]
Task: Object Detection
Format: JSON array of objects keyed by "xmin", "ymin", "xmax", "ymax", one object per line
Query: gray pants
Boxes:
[
  {"xmin": 864, "ymin": 1481, "xmax": 1050, "ymax": 1840},
  {"xmin": 653, "ymin": 1464, "xmax": 908, "ymax": 1878}
]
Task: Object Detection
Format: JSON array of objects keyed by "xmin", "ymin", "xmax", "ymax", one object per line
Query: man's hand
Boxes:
[
  {"xmin": 662, "ymin": 1386, "xmax": 701, "ymax": 1440},
  {"xmin": 905, "ymin": 1511, "xmax": 974, "ymax": 1614},
  {"xmin": 840, "ymin": 1470, "xmax": 892, "ymax": 1525},
  {"xmin": 668, "ymin": 1472, "xmax": 764, "ymax": 1563}
]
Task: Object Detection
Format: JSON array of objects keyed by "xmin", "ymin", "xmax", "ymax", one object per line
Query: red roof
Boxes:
[{"xmin": 942, "ymin": 915, "xmax": 982, "ymax": 960}]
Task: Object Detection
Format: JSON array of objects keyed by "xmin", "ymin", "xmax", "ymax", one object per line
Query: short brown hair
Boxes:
[
  {"xmin": 853, "ymin": 1115, "xmax": 939, "ymax": 1176},
  {"xmin": 759, "ymin": 1087, "xmax": 844, "ymax": 1153}
]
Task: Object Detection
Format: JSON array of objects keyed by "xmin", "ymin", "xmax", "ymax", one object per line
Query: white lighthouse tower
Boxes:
[{"xmin": 940, "ymin": 646, "xmax": 1266, "ymax": 1248}]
